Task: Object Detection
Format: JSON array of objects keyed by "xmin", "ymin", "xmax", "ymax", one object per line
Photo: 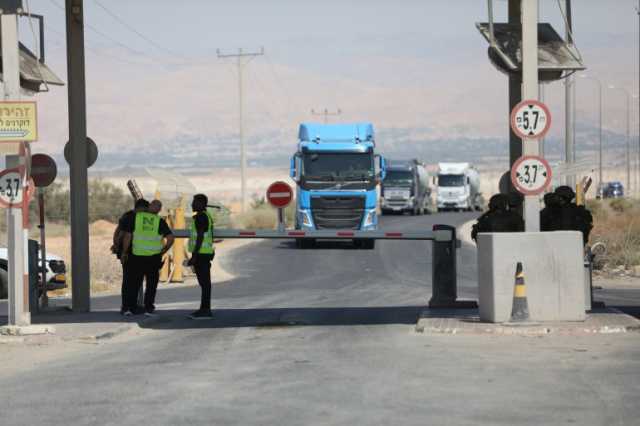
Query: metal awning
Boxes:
[
  {"xmin": 476, "ymin": 23, "xmax": 586, "ymax": 81},
  {"xmin": 0, "ymin": 42, "xmax": 64, "ymax": 91}
]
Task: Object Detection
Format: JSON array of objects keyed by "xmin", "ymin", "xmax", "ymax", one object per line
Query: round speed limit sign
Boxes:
[
  {"xmin": 510, "ymin": 99, "xmax": 551, "ymax": 140},
  {"xmin": 0, "ymin": 167, "xmax": 25, "ymax": 207},
  {"xmin": 511, "ymin": 155, "xmax": 552, "ymax": 196}
]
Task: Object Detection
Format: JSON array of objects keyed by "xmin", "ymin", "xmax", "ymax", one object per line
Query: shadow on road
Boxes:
[
  {"xmin": 2, "ymin": 306, "xmax": 427, "ymax": 329},
  {"xmin": 142, "ymin": 306, "xmax": 426, "ymax": 329}
]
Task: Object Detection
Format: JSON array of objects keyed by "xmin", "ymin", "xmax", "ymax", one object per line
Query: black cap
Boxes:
[
  {"xmin": 489, "ymin": 194, "xmax": 508, "ymax": 211},
  {"xmin": 555, "ymin": 185, "xmax": 576, "ymax": 202}
]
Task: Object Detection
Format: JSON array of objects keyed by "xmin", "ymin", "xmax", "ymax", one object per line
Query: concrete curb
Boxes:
[
  {"xmin": 415, "ymin": 308, "xmax": 640, "ymax": 336},
  {"xmin": 0, "ymin": 325, "xmax": 56, "ymax": 336}
]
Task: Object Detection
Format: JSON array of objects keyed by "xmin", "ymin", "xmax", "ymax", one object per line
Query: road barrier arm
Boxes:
[{"xmin": 172, "ymin": 228, "xmax": 457, "ymax": 242}]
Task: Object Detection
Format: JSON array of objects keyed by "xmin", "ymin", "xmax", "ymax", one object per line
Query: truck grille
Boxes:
[{"xmin": 311, "ymin": 196, "xmax": 365, "ymax": 230}]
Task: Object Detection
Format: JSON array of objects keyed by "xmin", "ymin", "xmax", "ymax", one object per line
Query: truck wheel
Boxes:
[
  {"xmin": 0, "ymin": 267, "xmax": 7, "ymax": 299},
  {"xmin": 363, "ymin": 239, "xmax": 375, "ymax": 250}
]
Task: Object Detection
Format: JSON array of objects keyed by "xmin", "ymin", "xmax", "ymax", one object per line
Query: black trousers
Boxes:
[
  {"xmin": 194, "ymin": 254, "xmax": 213, "ymax": 311},
  {"xmin": 124, "ymin": 255, "xmax": 162, "ymax": 311}
]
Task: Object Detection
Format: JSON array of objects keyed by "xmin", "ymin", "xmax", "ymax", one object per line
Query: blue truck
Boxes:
[{"xmin": 289, "ymin": 123, "xmax": 386, "ymax": 249}]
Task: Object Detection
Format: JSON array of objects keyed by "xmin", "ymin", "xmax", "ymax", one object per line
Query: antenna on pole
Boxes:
[
  {"xmin": 311, "ymin": 108, "xmax": 342, "ymax": 124},
  {"xmin": 217, "ymin": 47, "xmax": 265, "ymax": 213}
]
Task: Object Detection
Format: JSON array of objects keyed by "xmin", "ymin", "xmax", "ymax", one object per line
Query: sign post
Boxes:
[
  {"xmin": 1, "ymin": 8, "xmax": 36, "ymax": 327},
  {"xmin": 31, "ymin": 153, "xmax": 58, "ymax": 309},
  {"xmin": 266, "ymin": 181, "xmax": 293, "ymax": 232}
]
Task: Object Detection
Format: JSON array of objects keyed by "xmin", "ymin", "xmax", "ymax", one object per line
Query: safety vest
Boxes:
[
  {"xmin": 189, "ymin": 211, "xmax": 214, "ymax": 254},
  {"xmin": 132, "ymin": 212, "xmax": 163, "ymax": 256}
]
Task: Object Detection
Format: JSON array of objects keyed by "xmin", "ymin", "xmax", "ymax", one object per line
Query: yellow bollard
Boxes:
[{"xmin": 171, "ymin": 206, "xmax": 185, "ymax": 282}]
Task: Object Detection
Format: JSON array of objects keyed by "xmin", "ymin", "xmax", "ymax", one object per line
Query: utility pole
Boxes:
[
  {"xmin": 217, "ymin": 47, "xmax": 264, "ymax": 213},
  {"xmin": 508, "ymin": 0, "xmax": 522, "ymax": 170},
  {"xmin": 311, "ymin": 108, "xmax": 342, "ymax": 124},
  {"xmin": 522, "ymin": 0, "xmax": 540, "ymax": 231},
  {"xmin": 1, "ymin": 1, "xmax": 30, "ymax": 326},
  {"xmin": 66, "ymin": 0, "xmax": 91, "ymax": 312},
  {"xmin": 564, "ymin": 0, "xmax": 576, "ymax": 189}
]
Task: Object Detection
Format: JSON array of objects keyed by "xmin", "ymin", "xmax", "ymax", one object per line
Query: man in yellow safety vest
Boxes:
[
  {"xmin": 187, "ymin": 193, "xmax": 215, "ymax": 320},
  {"xmin": 121, "ymin": 200, "xmax": 174, "ymax": 316}
]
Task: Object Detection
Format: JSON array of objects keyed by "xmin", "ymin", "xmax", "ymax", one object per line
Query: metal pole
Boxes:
[
  {"xmin": 582, "ymin": 75, "xmax": 603, "ymax": 189},
  {"xmin": 508, "ymin": 0, "xmax": 523, "ymax": 171},
  {"xmin": 609, "ymin": 86, "xmax": 632, "ymax": 195},
  {"xmin": 277, "ymin": 208, "xmax": 285, "ymax": 232},
  {"xmin": 66, "ymin": 0, "xmax": 91, "ymax": 312},
  {"xmin": 564, "ymin": 0, "xmax": 575, "ymax": 188},
  {"xmin": 521, "ymin": 0, "xmax": 540, "ymax": 232},
  {"xmin": 217, "ymin": 48, "xmax": 264, "ymax": 214},
  {"xmin": 38, "ymin": 189, "xmax": 48, "ymax": 308},
  {"xmin": 238, "ymin": 53, "xmax": 246, "ymax": 213},
  {"xmin": 1, "ymin": 10, "xmax": 30, "ymax": 327}
]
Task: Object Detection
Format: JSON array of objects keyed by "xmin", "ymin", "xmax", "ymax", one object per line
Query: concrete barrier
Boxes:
[{"xmin": 477, "ymin": 231, "xmax": 586, "ymax": 323}]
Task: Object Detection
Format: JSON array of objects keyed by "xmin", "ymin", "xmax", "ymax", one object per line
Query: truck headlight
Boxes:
[
  {"xmin": 299, "ymin": 210, "xmax": 312, "ymax": 226},
  {"xmin": 363, "ymin": 209, "xmax": 376, "ymax": 227}
]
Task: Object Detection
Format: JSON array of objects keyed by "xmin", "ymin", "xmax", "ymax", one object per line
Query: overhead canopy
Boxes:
[
  {"xmin": 476, "ymin": 23, "xmax": 586, "ymax": 81},
  {"xmin": 0, "ymin": 42, "xmax": 64, "ymax": 92}
]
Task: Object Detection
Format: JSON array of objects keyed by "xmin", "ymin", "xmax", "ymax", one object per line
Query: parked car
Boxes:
[
  {"xmin": 0, "ymin": 247, "xmax": 67, "ymax": 299},
  {"xmin": 596, "ymin": 181, "xmax": 624, "ymax": 199}
]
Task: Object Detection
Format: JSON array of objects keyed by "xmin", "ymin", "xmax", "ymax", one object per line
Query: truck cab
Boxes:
[
  {"xmin": 290, "ymin": 123, "xmax": 385, "ymax": 249},
  {"xmin": 380, "ymin": 159, "xmax": 432, "ymax": 215},
  {"xmin": 436, "ymin": 162, "xmax": 482, "ymax": 212}
]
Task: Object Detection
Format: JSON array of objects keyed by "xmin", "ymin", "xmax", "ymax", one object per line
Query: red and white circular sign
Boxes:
[
  {"xmin": 266, "ymin": 181, "xmax": 293, "ymax": 208},
  {"xmin": 510, "ymin": 99, "xmax": 552, "ymax": 140},
  {"xmin": 0, "ymin": 167, "xmax": 32, "ymax": 208},
  {"xmin": 511, "ymin": 155, "xmax": 553, "ymax": 196},
  {"xmin": 31, "ymin": 153, "xmax": 57, "ymax": 188}
]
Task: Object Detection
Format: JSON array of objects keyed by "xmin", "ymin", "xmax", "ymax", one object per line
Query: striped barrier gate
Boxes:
[{"xmin": 172, "ymin": 224, "xmax": 474, "ymax": 309}]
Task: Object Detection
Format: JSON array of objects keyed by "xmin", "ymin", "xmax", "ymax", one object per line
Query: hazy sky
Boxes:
[{"xmin": 12, "ymin": 0, "xmax": 640, "ymax": 159}]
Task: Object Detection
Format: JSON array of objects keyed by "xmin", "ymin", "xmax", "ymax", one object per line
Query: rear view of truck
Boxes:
[
  {"xmin": 289, "ymin": 123, "xmax": 385, "ymax": 249},
  {"xmin": 380, "ymin": 159, "xmax": 432, "ymax": 215}
]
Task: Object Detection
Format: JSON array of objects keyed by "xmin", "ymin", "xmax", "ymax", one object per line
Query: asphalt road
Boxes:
[{"xmin": 2, "ymin": 212, "xmax": 640, "ymax": 426}]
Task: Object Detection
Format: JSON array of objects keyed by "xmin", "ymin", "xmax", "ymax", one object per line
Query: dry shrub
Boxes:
[
  {"xmin": 232, "ymin": 206, "xmax": 277, "ymax": 230},
  {"xmin": 590, "ymin": 199, "xmax": 640, "ymax": 268}
]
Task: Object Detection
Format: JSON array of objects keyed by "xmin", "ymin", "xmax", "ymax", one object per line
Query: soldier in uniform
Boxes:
[
  {"xmin": 554, "ymin": 185, "xmax": 593, "ymax": 245},
  {"xmin": 540, "ymin": 192, "xmax": 563, "ymax": 232},
  {"xmin": 471, "ymin": 194, "xmax": 524, "ymax": 242}
]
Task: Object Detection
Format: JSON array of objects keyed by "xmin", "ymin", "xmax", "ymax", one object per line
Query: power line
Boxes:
[{"xmin": 91, "ymin": 0, "xmax": 187, "ymax": 59}]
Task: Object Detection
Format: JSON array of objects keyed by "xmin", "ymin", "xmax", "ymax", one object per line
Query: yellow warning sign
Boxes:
[{"xmin": 0, "ymin": 101, "xmax": 38, "ymax": 142}]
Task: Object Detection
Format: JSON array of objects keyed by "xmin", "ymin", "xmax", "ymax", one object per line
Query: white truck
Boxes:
[{"xmin": 435, "ymin": 162, "xmax": 482, "ymax": 212}]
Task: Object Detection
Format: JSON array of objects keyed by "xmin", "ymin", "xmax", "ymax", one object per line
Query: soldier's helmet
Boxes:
[
  {"xmin": 543, "ymin": 192, "xmax": 562, "ymax": 207},
  {"xmin": 555, "ymin": 185, "xmax": 576, "ymax": 203},
  {"xmin": 507, "ymin": 192, "xmax": 524, "ymax": 209},
  {"xmin": 488, "ymin": 194, "xmax": 509, "ymax": 211}
]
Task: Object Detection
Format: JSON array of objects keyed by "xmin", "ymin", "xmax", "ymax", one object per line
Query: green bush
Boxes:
[{"xmin": 27, "ymin": 180, "xmax": 133, "ymax": 224}]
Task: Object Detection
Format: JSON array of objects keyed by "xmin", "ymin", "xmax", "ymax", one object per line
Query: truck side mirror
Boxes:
[
  {"xmin": 375, "ymin": 155, "xmax": 386, "ymax": 181},
  {"xmin": 290, "ymin": 154, "xmax": 301, "ymax": 183}
]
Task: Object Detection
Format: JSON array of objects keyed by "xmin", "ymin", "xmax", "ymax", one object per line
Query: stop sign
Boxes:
[
  {"xmin": 266, "ymin": 181, "xmax": 293, "ymax": 208},
  {"xmin": 31, "ymin": 153, "xmax": 57, "ymax": 188}
]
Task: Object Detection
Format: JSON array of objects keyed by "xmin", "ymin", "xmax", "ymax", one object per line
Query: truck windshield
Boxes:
[
  {"xmin": 302, "ymin": 153, "xmax": 374, "ymax": 181},
  {"xmin": 438, "ymin": 174, "xmax": 465, "ymax": 187},
  {"xmin": 384, "ymin": 170, "xmax": 413, "ymax": 187}
]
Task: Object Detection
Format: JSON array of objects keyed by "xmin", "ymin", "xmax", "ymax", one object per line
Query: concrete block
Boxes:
[{"xmin": 477, "ymin": 231, "xmax": 586, "ymax": 323}]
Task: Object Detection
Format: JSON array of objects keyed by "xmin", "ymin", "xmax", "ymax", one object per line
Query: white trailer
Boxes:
[{"xmin": 436, "ymin": 162, "xmax": 482, "ymax": 212}]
